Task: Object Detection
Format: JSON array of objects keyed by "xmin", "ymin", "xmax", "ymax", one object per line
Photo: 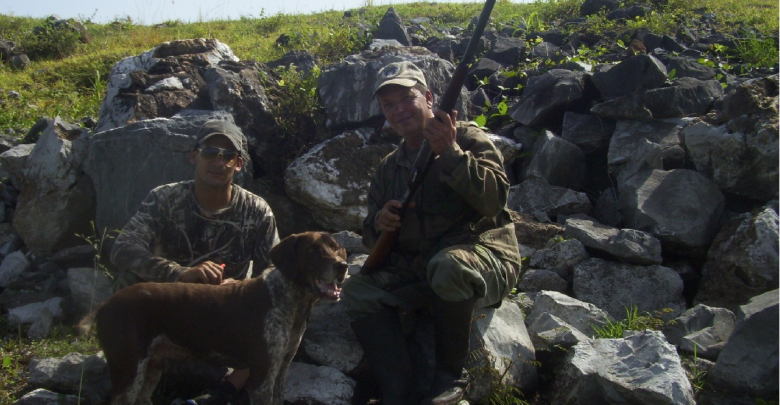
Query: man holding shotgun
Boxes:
[{"xmin": 341, "ymin": 60, "xmax": 521, "ymax": 405}]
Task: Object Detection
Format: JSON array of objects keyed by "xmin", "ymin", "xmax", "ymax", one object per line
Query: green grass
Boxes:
[{"xmin": 591, "ymin": 305, "xmax": 675, "ymax": 339}]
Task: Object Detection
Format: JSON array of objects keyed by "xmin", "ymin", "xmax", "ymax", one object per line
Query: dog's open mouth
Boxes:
[{"xmin": 316, "ymin": 279, "xmax": 343, "ymax": 300}]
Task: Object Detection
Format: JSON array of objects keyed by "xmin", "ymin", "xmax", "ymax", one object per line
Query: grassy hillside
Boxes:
[{"xmin": 0, "ymin": 0, "xmax": 777, "ymax": 136}]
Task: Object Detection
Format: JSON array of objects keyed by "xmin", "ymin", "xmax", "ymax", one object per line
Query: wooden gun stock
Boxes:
[{"xmin": 362, "ymin": 0, "xmax": 496, "ymax": 274}]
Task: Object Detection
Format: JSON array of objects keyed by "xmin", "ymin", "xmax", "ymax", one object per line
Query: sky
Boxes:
[{"xmin": 1, "ymin": 0, "xmax": 522, "ymax": 25}]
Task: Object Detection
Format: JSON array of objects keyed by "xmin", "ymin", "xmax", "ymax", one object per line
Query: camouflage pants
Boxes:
[{"xmin": 340, "ymin": 243, "xmax": 519, "ymax": 321}]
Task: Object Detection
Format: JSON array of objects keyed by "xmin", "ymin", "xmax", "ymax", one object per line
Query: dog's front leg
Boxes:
[{"xmin": 247, "ymin": 363, "xmax": 281, "ymax": 405}]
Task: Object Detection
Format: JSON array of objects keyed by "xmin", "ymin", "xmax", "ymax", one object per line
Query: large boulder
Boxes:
[
  {"xmin": 573, "ymin": 258, "xmax": 686, "ymax": 319},
  {"xmin": 564, "ymin": 216, "xmax": 663, "ymax": 265},
  {"xmin": 318, "ymin": 48, "xmax": 470, "ymax": 130},
  {"xmin": 373, "ymin": 7, "xmax": 411, "ymax": 46},
  {"xmin": 617, "ymin": 169, "xmax": 724, "ymax": 257},
  {"xmin": 507, "ymin": 178, "xmax": 591, "ymax": 220},
  {"xmin": 521, "ymin": 130, "xmax": 586, "ymax": 189},
  {"xmin": 608, "ymin": 119, "xmax": 686, "ymax": 176},
  {"xmin": 695, "ymin": 207, "xmax": 779, "ymax": 312},
  {"xmin": 525, "ymin": 290, "xmax": 613, "ymax": 337},
  {"xmin": 508, "ymin": 69, "xmax": 593, "ymax": 130},
  {"xmin": 284, "ymin": 128, "xmax": 396, "ymax": 231},
  {"xmin": 283, "ymin": 363, "xmax": 356, "ymax": 405},
  {"xmin": 95, "ymin": 38, "xmax": 239, "ymax": 133},
  {"xmin": 706, "ymin": 290, "xmax": 779, "ymax": 400},
  {"xmin": 662, "ymin": 304, "xmax": 736, "ymax": 360},
  {"xmin": 591, "ymin": 54, "xmax": 668, "ymax": 98},
  {"xmin": 6, "ymin": 118, "xmax": 94, "ymax": 254},
  {"xmin": 640, "ymin": 77, "xmax": 723, "ymax": 118},
  {"xmin": 300, "ymin": 300, "xmax": 363, "ymax": 375},
  {"xmin": 552, "ymin": 331, "xmax": 695, "ymax": 405},
  {"xmin": 27, "ymin": 353, "xmax": 111, "ymax": 404},
  {"xmin": 682, "ymin": 120, "xmax": 779, "ymax": 201},
  {"xmin": 83, "ymin": 111, "xmax": 244, "ymax": 236}
]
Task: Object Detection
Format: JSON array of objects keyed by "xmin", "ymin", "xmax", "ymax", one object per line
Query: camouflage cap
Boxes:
[
  {"xmin": 196, "ymin": 120, "xmax": 247, "ymax": 158},
  {"xmin": 373, "ymin": 61, "xmax": 428, "ymax": 96}
]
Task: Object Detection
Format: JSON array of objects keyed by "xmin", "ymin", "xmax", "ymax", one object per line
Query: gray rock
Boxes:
[
  {"xmin": 466, "ymin": 303, "xmax": 538, "ymax": 402},
  {"xmin": 641, "ymin": 77, "xmax": 723, "ymax": 118},
  {"xmin": 528, "ymin": 312, "xmax": 591, "ymax": 351},
  {"xmin": 525, "ymin": 290, "xmax": 612, "ymax": 338},
  {"xmin": 84, "ymin": 111, "xmax": 239, "ymax": 236},
  {"xmin": 487, "ymin": 133, "xmax": 522, "ymax": 166},
  {"xmin": 27, "ymin": 353, "xmax": 111, "ymax": 404},
  {"xmin": 301, "ymin": 300, "xmax": 363, "ymax": 375},
  {"xmin": 368, "ymin": 38, "xmax": 405, "ymax": 50},
  {"xmin": 666, "ymin": 56, "xmax": 717, "ymax": 80},
  {"xmin": 284, "ymin": 128, "xmax": 396, "ymax": 231},
  {"xmin": 683, "ymin": 120, "xmax": 779, "ymax": 201},
  {"xmin": 11, "ymin": 54, "xmax": 30, "ymax": 70},
  {"xmin": 330, "ymin": 231, "xmax": 366, "ymax": 254},
  {"xmin": 0, "ymin": 143, "xmax": 34, "ymax": 189},
  {"xmin": 552, "ymin": 330, "xmax": 695, "ymax": 404},
  {"xmin": 663, "ymin": 304, "xmax": 735, "ymax": 360},
  {"xmin": 695, "ymin": 207, "xmax": 779, "ymax": 313},
  {"xmin": 608, "ymin": 119, "xmax": 686, "ymax": 176},
  {"xmin": 96, "ymin": 38, "xmax": 239, "ymax": 133},
  {"xmin": 522, "ymin": 130, "xmax": 586, "ymax": 189},
  {"xmin": 13, "ymin": 389, "xmax": 81, "ymax": 405},
  {"xmin": 618, "ymin": 169, "xmax": 724, "ymax": 257},
  {"xmin": 592, "ymin": 54, "xmax": 667, "ymax": 98},
  {"xmin": 347, "ymin": 254, "xmax": 367, "ymax": 276},
  {"xmin": 144, "ymin": 76, "xmax": 184, "ymax": 93},
  {"xmin": 8, "ymin": 297, "xmax": 63, "ymax": 325},
  {"xmin": 517, "ymin": 269, "xmax": 568, "ymax": 293},
  {"xmin": 0, "ymin": 250, "xmax": 30, "ymax": 287},
  {"xmin": 485, "ymin": 37, "xmax": 526, "ymax": 67},
  {"xmin": 560, "ymin": 112, "xmax": 615, "ymax": 154},
  {"xmin": 67, "ymin": 268, "xmax": 114, "ymax": 315},
  {"xmin": 508, "ymin": 69, "xmax": 592, "ymax": 129},
  {"xmin": 707, "ymin": 290, "xmax": 779, "ymax": 399},
  {"xmin": 27, "ymin": 310, "xmax": 54, "ymax": 340},
  {"xmin": 573, "ymin": 258, "xmax": 686, "ymax": 320},
  {"xmin": 508, "ymin": 178, "xmax": 592, "ymax": 220},
  {"xmin": 318, "ymin": 49, "xmax": 470, "ymax": 129},
  {"xmin": 283, "ymin": 363, "xmax": 356, "ymax": 405},
  {"xmin": 564, "ymin": 217, "xmax": 663, "ymax": 265},
  {"xmin": 528, "ymin": 238, "xmax": 588, "ymax": 280},
  {"xmin": 374, "ymin": 7, "xmax": 410, "ymax": 46},
  {"xmin": 590, "ymin": 93, "xmax": 654, "ymax": 120}
]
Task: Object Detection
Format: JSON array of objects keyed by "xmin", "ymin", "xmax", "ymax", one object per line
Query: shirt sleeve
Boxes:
[
  {"xmin": 436, "ymin": 125, "xmax": 510, "ymax": 218},
  {"xmin": 110, "ymin": 189, "xmax": 187, "ymax": 282}
]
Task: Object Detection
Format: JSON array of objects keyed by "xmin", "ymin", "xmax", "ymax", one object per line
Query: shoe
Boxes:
[
  {"xmin": 183, "ymin": 381, "xmax": 238, "ymax": 405},
  {"xmin": 420, "ymin": 295, "xmax": 478, "ymax": 405}
]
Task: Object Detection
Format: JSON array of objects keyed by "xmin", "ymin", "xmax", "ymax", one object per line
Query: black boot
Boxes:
[
  {"xmin": 351, "ymin": 309, "xmax": 417, "ymax": 405},
  {"xmin": 420, "ymin": 295, "xmax": 478, "ymax": 405}
]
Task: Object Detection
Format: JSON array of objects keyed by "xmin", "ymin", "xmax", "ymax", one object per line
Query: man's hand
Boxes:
[
  {"xmin": 424, "ymin": 109, "xmax": 457, "ymax": 155},
  {"xmin": 180, "ymin": 261, "xmax": 224, "ymax": 284}
]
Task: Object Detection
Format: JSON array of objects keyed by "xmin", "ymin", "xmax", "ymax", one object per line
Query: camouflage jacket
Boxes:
[
  {"xmin": 110, "ymin": 180, "xmax": 279, "ymax": 285},
  {"xmin": 362, "ymin": 122, "xmax": 521, "ymax": 272}
]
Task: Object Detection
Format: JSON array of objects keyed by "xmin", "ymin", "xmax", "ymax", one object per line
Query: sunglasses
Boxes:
[{"xmin": 198, "ymin": 146, "xmax": 240, "ymax": 164}]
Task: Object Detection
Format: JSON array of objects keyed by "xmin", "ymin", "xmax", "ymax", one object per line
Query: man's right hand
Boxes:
[
  {"xmin": 376, "ymin": 200, "xmax": 415, "ymax": 232},
  {"xmin": 179, "ymin": 261, "xmax": 224, "ymax": 284}
]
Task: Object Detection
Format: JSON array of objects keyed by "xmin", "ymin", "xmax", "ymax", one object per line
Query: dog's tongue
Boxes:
[{"xmin": 318, "ymin": 281, "xmax": 342, "ymax": 300}]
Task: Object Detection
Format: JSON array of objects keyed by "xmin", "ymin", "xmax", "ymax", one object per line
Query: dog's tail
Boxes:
[{"xmin": 73, "ymin": 307, "xmax": 98, "ymax": 336}]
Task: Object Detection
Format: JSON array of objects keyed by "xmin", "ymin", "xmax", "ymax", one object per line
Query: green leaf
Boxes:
[
  {"xmin": 2, "ymin": 356, "xmax": 11, "ymax": 368},
  {"xmin": 474, "ymin": 114, "xmax": 487, "ymax": 127},
  {"xmin": 668, "ymin": 68, "xmax": 677, "ymax": 79},
  {"xmin": 617, "ymin": 39, "xmax": 625, "ymax": 48},
  {"xmin": 497, "ymin": 101, "xmax": 508, "ymax": 116}
]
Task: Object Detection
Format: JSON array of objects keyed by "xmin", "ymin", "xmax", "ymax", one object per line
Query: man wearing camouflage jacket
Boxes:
[
  {"xmin": 110, "ymin": 119, "xmax": 279, "ymax": 405},
  {"xmin": 341, "ymin": 61, "xmax": 521, "ymax": 405}
]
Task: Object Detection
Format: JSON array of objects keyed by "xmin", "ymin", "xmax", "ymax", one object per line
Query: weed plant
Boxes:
[{"xmin": 591, "ymin": 305, "xmax": 675, "ymax": 339}]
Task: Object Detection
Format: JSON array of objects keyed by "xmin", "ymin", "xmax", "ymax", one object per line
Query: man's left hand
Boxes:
[{"xmin": 424, "ymin": 109, "xmax": 458, "ymax": 155}]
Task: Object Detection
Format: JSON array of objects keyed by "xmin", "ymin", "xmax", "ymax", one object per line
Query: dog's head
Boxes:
[{"xmin": 270, "ymin": 232, "xmax": 348, "ymax": 301}]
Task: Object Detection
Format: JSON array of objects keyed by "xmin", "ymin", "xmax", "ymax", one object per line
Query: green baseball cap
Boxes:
[
  {"xmin": 373, "ymin": 61, "xmax": 428, "ymax": 96},
  {"xmin": 196, "ymin": 120, "xmax": 247, "ymax": 159}
]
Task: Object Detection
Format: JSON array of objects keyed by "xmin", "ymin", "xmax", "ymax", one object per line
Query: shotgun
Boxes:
[{"xmin": 362, "ymin": 0, "xmax": 496, "ymax": 274}]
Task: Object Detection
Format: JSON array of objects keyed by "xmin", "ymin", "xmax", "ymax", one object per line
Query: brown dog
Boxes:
[{"xmin": 87, "ymin": 232, "xmax": 347, "ymax": 405}]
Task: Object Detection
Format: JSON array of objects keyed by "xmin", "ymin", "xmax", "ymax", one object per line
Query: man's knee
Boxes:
[{"xmin": 426, "ymin": 251, "xmax": 482, "ymax": 302}]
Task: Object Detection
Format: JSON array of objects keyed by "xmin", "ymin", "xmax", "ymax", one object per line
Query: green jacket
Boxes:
[{"xmin": 362, "ymin": 122, "xmax": 521, "ymax": 273}]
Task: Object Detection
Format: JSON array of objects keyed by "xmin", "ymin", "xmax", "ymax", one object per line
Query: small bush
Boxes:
[
  {"xmin": 22, "ymin": 19, "xmax": 84, "ymax": 60},
  {"xmin": 735, "ymin": 32, "xmax": 779, "ymax": 68}
]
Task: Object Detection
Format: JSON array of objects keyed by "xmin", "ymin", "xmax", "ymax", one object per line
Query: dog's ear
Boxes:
[{"xmin": 270, "ymin": 233, "xmax": 299, "ymax": 279}]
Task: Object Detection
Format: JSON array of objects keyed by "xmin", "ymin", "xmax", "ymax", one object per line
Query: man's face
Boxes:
[
  {"xmin": 377, "ymin": 85, "xmax": 434, "ymax": 146},
  {"xmin": 190, "ymin": 135, "xmax": 243, "ymax": 188}
]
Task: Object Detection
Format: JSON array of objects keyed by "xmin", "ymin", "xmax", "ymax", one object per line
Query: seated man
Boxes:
[
  {"xmin": 110, "ymin": 119, "xmax": 279, "ymax": 405},
  {"xmin": 341, "ymin": 61, "xmax": 521, "ymax": 405}
]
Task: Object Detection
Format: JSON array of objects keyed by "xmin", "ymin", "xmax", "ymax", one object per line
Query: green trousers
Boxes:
[{"xmin": 341, "ymin": 243, "xmax": 519, "ymax": 321}]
